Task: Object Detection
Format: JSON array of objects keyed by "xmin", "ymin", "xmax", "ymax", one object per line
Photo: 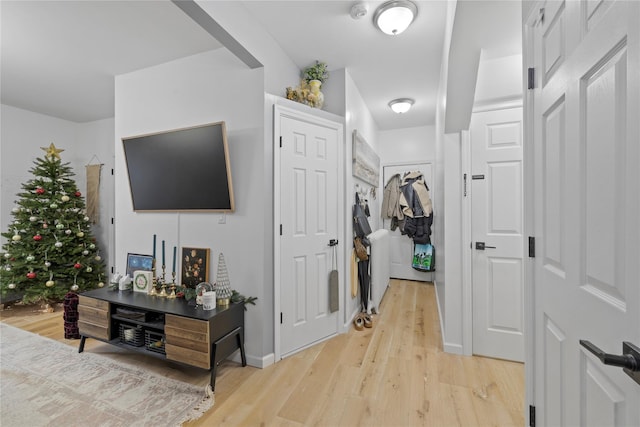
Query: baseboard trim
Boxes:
[{"xmin": 229, "ymin": 351, "xmax": 275, "ymax": 369}]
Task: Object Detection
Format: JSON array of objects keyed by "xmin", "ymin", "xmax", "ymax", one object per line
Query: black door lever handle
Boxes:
[
  {"xmin": 580, "ymin": 340, "xmax": 640, "ymax": 386},
  {"xmin": 475, "ymin": 242, "xmax": 496, "ymax": 250}
]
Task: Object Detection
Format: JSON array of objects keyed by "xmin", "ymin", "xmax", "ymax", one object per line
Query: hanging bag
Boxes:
[
  {"xmin": 353, "ymin": 193, "xmax": 372, "ymax": 239},
  {"xmin": 354, "ymin": 237, "xmax": 369, "ymax": 261}
]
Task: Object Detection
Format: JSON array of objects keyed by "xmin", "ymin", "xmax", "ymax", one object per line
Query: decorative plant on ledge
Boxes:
[
  {"xmin": 286, "ymin": 60, "xmax": 328, "ymax": 109},
  {"xmin": 303, "ymin": 60, "xmax": 329, "ymax": 83}
]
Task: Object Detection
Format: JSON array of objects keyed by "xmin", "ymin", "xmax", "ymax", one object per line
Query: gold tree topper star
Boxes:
[{"xmin": 41, "ymin": 143, "xmax": 64, "ymax": 160}]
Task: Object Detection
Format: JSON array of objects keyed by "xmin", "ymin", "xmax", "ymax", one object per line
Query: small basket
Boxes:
[
  {"xmin": 119, "ymin": 323, "xmax": 144, "ymax": 347},
  {"xmin": 145, "ymin": 330, "xmax": 165, "ymax": 355}
]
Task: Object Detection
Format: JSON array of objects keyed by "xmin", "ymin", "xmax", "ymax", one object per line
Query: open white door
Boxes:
[
  {"xmin": 527, "ymin": 1, "xmax": 640, "ymax": 425},
  {"xmin": 470, "ymin": 107, "xmax": 524, "ymax": 362},
  {"xmin": 382, "ymin": 163, "xmax": 434, "ymax": 281},
  {"xmin": 275, "ymin": 106, "xmax": 343, "ymax": 358}
]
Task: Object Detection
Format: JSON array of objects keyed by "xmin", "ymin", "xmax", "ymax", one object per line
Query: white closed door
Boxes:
[
  {"xmin": 470, "ymin": 107, "xmax": 524, "ymax": 362},
  {"xmin": 277, "ymin": 107, "xmax": 341, "ymax": 358},
  {"xmin": 528, "ymin": 1, "xmax": 640, "ymax": 425},
  {"xmin": 382, "ymin": 163, "xmax": 434, "ymax": 281}
]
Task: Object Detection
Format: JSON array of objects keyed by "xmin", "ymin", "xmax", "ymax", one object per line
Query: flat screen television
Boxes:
[{"xmin": 122, "ymin": 121, "xmax": 234, "ymax": 212}]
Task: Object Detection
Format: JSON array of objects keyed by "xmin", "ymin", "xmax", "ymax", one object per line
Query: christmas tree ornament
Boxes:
[
  {"xmin": 43, "ymin": 223, "xmax": 48, "ymax": 229},
  {"xmin": 12, "ymin": 207, "xmax": 20, "ymax": 213},
  {"xmin": 41, "ymin": 143, "xmax": 64, "ymax": 159},
  {"xmin": 95, "ymin": 255, "xmax": 102, "ymax": 261},
  {"xmin": 83, "ymin": 216, "xmax": 90, "ymax": 221},
  {"xmin": 61, "ymin": 195, "xmax": 70, "ymax": 202},
  {"xmin": 8, "ymin": 283, "xmax": 16, "ymax": 289},
  {"xmin": 44, "ymin": 261, "xmax": 51, "ymax": 267},
  {"xmin": 71, "ymin": 284, "xmax": 79, "ymax": 291},
  {"xmin": 26, "ymin": 255, "xmax": 35, "ymax": 262},
  {"xmin": 49, "ymin": 203, "xmax": 58, "ymax": 209},
  {"xmin": 89, "ymin": 244, "xmax": 96, "ymax": 250},
  {"xmin": 33, "ymin": 234, "xmax": 42, "ymax": 241},
  {"xmin": 29, "ymin": 216, "xmax": 38, "ymax": 222},
  {"xmin": 97, "ymin": 281, "xmax": 105, "ymax": 288},
  {"xmin": 26, "ymin": 272, "xmax": 36, "ymax": 279},
  {"xmin": 65, "ymin": 229, "xmax": 72, "ymax": 235},
  {"xmin": 4, "ymin": 253, "xmax": 11, "ymax": 258},
  {"xmin": 12, "ymin": 234, "xmax": 21, "ymax": 241},
  {"xmin": 86, "ymin": 266, "xmax": 93, "ymax": 273},
  {"xmin": 76, "ymin": 231, "xmax": 85, "ymax": 238},
  {"xmin": 46, "ymin": 280, "xmax": 55, "ymax": 287},
  {"xmin": 5, "ymin": 266, "xmax": 11, "ymax": 272},
  {"xmin": 35, "ymin": 187, "xmax": 45, "ymax": 195},
  {"xmin": 75, "ymin": 191, "xmax": 81, "ymax": 197},
  {"xmin": 74, "ymin": 263, "xmax": 82, "ymax": 269},
  {"xmin": 83, "ymin": 250, "xmax": 89, "ymax": 255},
  {"xmin": 54, "ymin": 242, "xmax": 63, "ymax": 248},
  {"xmin": 56, "ymin": 223, "xmax": 65, "ymax": 230}
]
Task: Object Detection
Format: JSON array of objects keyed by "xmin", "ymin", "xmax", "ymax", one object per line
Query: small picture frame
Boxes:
[
  {"xmin": 132, "ymin": 270, "xmax": 153, "ymax": 293},
  {"xmin": 126, "ymin": 253, "xmax": 154, "ymax": 279},
  {"xmin": 181, "ymin": 247, "xmax": 210, "ymax": 288}
]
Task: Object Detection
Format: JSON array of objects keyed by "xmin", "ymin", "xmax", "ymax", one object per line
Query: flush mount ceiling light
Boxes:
[
  {"xmin": 389, "ymin": 98, "xmax": 414, "ymax": 113},
  {"xmin": 373, "ymin": 0, "xmax": 418, "ymax": 35}
]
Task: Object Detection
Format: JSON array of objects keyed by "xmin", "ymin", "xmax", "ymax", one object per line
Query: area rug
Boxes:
[{"xmin": 0, "ymin": 323, "xmax": 213, "ymax": 426}]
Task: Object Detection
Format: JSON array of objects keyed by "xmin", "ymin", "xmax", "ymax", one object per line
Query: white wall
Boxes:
[
  {"xmin": 0, "ymin": 104, "xmax": 114, "ymax": 269},
  {"xmin": 114, "ymin": 48, "xmax": 270, "ymax": 365},
  {"xmin": 379, "ymin": 126, "xmax": 436, "ymax": 163},
  {"xmin": 344, "ymin": 70, "xmax": 378, "ymax": 324},
  {"xmin": 474, "ymin": 53, "xmax": 523, "ymax": 109}
]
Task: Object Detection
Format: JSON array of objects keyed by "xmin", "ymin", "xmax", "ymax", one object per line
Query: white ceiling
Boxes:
[{"xmin": 0, "ymin": 0, "xmax": 521, "ymax": 130}]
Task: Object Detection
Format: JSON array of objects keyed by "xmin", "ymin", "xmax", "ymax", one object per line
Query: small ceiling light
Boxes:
[
  {"xmin": 373, "ymin": 0, "xmax": 418, "ymax": 35},
  {"xmin": 389, "ymin": 98, "xmax": 414, "ymax": 113}
]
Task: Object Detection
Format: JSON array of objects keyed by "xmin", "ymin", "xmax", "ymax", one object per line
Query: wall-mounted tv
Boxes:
[{"xmin": 122, "ymin": 121, "xmax": 235, "ymax": 212}]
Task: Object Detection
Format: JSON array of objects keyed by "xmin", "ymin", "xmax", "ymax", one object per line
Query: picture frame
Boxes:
[
  {"xmin": 181, "ymin": 247, "xmax": 210, "ymax": 288},
  {"xmin": 352, "ymin": 130, "xmax": 380, "ymax": 186},
  {"xmin": 126, "ymin": 253, "xmax": 153, "ymax": 278}
]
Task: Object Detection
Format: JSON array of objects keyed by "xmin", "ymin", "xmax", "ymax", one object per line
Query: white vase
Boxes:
[{"xmin": 307, "ymin": 79, "xmax": 324, "ymax": 109}]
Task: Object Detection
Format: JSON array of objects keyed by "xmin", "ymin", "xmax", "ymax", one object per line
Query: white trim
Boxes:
[
  {"xmin": 460, "ymin": 130, "xmax": 473, "ymax": 356},
  {"xmin": 273, "ymin": 103, "xmax": 345, "ymax": 362},
  {"xmin": 523, "ymin": 3, "xmax": 542, "ymax": 425},
  {"xmin": 229, "ymin": 351, "xmax": 275, "ymax": 369},
  {"xmin": 472, "ymin": 96, "xmax": 523, "ymax": 113}
]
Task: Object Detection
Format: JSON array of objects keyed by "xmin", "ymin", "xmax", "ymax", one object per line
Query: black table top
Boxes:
[{"xmin": 81, "ymin": 287, "xmax": 240, "ymax": 321}]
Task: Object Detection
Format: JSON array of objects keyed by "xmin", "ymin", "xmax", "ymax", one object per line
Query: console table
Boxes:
[{"xmin": 77, "ymin": 287, "xmax": 246, "ymax": 391}]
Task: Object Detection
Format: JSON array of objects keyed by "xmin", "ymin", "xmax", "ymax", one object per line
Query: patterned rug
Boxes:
[{"xmin": 0, "ymin": 323, "xmax": 213, "ymax": 426}]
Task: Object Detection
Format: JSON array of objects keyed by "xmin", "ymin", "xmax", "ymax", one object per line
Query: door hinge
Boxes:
[
  {"xmin": 529, "ymin": 405, "xmax": 536, "ymax": 427},
  {"xmin": 111, "ymin": 168, "xmax": 114, "ymax": 175},
  {"xmin": 111, "ymin": 217, "xmax": 114, "ymax": 225},
  {"xmin": 279, "ymin": 136, "xmax": 282, "ymax": 148},
  {"xmin": 280, "ymin": 224, "xmax": 283, "ymax": 235},
  {"xmin": 463, "ymin": 173, "xmax": 467, "ymax": 197},
  {"xmin": 528, "ymin": 68, "xmax": 535, "ymax": 90},
  {"xmin": 280, "ymin": 312, "xmax": 283, "ymax": 324},
  {"xmin": 528, "ymin": 236, "xmax": 536, "ymax": 258}
]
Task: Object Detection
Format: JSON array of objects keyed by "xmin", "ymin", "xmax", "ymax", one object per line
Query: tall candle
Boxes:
[
  {"xmin": 172, "ymin": 246, "xmax": 177, "ymax": 273},
  {"xmin": 153, "ymin": 234, "xmax": 156, "ymax": 259},
  {"xmin": 162, "ymin": 240, "xmax": 165, "ymax": 266}
]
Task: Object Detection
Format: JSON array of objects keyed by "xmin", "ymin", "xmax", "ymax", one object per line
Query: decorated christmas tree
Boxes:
[{"xmin": 0, "ymin": 144, "xmax": 106, "ymax": 304}]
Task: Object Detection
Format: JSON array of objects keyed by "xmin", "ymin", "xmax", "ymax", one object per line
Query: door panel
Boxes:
[
  {"xmin": 279, "ymin": 113, "xmax": 340, "ymax": 357},
  {"xmin": 530, "ymin": 1, "xmax": 639, "ymax": 424},
  {"xmin": 471, "ymin": 107, "xmax": 524, "ymax": 362}
]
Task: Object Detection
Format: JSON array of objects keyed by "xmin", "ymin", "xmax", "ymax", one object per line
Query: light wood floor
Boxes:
[{"xmin": 1, "ymin": 280, "xmax": 524, "ymax": 426}]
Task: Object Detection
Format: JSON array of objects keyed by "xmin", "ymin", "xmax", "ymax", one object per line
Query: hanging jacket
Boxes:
[
  {"xmin": 399, "ymin": 171, "xmax": 433, "ymax": 244},
  {"xmin": 381, "ymin": 174, "xmax": 404, "ymax": 221}
]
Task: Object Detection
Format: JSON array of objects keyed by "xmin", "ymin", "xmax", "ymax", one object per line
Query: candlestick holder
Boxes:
[
  {"xmin": 167, "ymin": 272, "xmax": 177, "ymax": 299},
  {"xmin": 150, "ymin": 258, "xmax": 158, "ymax": 296}
]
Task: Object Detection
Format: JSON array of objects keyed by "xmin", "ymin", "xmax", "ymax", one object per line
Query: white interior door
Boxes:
[
  {"xmin": 470, "ymin": 107, "xmax": 524, "ymax": 362},
  {"xmin": 528, "ymin": 1, "xmax": 640, "ymax": 425},
  {"xmin": 382, "ymin": 163, "xmax": 434, "ymax": 281},
  {"xmin": 277, "ymin": 108, "xmax": 341, "ymax": 358}
]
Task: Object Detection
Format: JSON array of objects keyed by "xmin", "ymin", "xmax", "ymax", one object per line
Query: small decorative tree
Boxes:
[
  {"xmin": 214, "ymin": 252, "xmax": 233, "ymax": 305},
  {"xmin": 0, "ymin": 144, "xmax": 106, "ymax": 304}
]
